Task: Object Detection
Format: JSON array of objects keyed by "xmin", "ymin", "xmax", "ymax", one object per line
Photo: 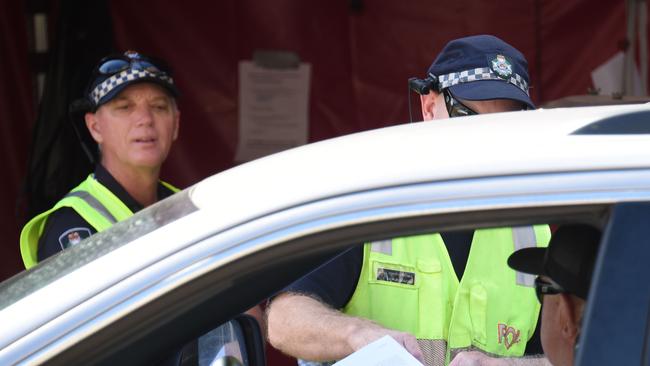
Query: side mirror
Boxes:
[{"xmin": 197, "ymin": 314, "xmax": 265, "ymax": 366}]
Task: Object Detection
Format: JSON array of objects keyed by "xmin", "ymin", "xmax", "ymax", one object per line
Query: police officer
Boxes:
[
  {"xmin": 20, "ymin": 50, "xmax": 181, "ymax": 267},
  {"xmin": 20, "ymin": 51, "xmax": 264, "ymax": 364},
  {"xmin": 267, "ymin": 35, "xmax": 551, "ymax": 366}
]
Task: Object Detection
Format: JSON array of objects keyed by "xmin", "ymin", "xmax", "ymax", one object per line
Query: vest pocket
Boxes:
[
  {"xmin": 416, "ymin": 258, "xmax": 446, "ymax": 340},
  {"xmin": 417, "ymin": 258, "xmax": 441, "ymax": 273},
  {"xmin": 366, "ymin": 260, "xmax": 420, "ymax": 333},
  {"xmin": 366, "ymin": 258, "xmax": 446, "ymax": 339}
]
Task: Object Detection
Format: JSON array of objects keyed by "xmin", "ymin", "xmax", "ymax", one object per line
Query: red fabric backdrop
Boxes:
[
  {"xmin": 107, "ymin": 0, "xmax": 633, "ymax": 190},
  {"xmin": 0, "ymin": 0, "xmax": 35, "ymax": 280}
]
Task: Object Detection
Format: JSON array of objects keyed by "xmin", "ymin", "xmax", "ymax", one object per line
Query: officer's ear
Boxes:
[
  {"xmin": 420, "ymin": 91, "xmax": 442, "ymax": 121},
  {"xmin": 85, "ymin": 112, "xmax": 103, "ymax": 144}
]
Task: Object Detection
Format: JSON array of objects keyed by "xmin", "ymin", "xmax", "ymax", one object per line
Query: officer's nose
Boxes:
[{"xmin": 134, "ymin": 104, "xmax": 154, "ymax": 126}]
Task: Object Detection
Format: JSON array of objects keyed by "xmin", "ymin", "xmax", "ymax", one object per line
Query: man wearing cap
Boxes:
[
  {"xmin": 20, "ymin": 50, "xmax": 181, "ymax": 268},
  {"xmin": 508, "ymin": 224, "xmax": 601, "ymax": 366},
  {"xmin": 19, "ymin": 51, "xmax": 265, "ymax": 363},
  {"xmin": 267, "ymin": 35, "xmax": 550, "ymax": 366}
]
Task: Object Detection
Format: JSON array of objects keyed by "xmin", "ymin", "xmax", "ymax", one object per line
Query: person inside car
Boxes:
[{"xmin": 508, "ymin": 224, "xmax": 601, "ymax": 366}]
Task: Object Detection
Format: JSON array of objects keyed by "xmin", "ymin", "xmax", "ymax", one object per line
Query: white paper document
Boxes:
[
  {"xmin": 591, "ymin": 51, "xmax": 644, "ymax": 96},
  {"xmin": 235, "ymin": 60, "xmax": 311, "ymax": 162},
  {"xmin": 333, "ymin": 335, "xmax": 424, "ymax": 366}
]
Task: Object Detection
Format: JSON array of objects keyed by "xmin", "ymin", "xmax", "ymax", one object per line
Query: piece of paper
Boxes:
[
  {"xmin": 591, "ymin": 51, "xmax": 644, "ymax": 96},
  {"xmin": 333, "ymin": 335, "xmax": 424, "ymax": 366},
  {"xmin": 235, "ymin": 60, "xmax": 311, "ymax": 162}
]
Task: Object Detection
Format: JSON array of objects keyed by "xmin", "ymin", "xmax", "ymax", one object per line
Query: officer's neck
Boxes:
[{"xmin": 103, "ymin": 162, "xmax": 160, "ymax": 208}]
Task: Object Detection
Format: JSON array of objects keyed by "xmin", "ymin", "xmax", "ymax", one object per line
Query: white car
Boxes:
[{"xmin": 1, "ymin": 104, "xmax": 649, "ymax": 365}]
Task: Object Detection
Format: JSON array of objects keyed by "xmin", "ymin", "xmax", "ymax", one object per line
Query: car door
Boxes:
[
  {"xmin": 2, "ymin": 167, "xmax": 642, "ymax": 365},
  {"xmin": 577, "ymin": 202, "xmax": 650, "ymax": 366}
]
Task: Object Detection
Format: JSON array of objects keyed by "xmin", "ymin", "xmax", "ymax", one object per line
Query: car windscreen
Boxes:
[{"xmin": 0, "ymin": 189, "xmax": 198, "ymax": 311}]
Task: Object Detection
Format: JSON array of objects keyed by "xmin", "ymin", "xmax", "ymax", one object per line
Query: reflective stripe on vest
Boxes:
[
  {"xmin": 19, "ymin": 174, "xmax": 179, "ymax": 269},
  {"xmin": 512, "ymin": 226, "xmax": 538, "ymax": 287},
  {"xmin": 65, "ymin": 190, "xmax": 118, "ymax": 225},
  {"xmin": 343, "ymin": 226, "xmax": 550, "ymax": 366}
]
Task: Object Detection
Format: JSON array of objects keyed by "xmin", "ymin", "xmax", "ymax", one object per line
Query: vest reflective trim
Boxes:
[
  {"xmin": 65, "ymin": 190, "xmax": 118, "ymax": 225},
  {"xmin": 370, "ymin": 239, "xmax": 393, "ymax": 255},
  {"xmin": 512, "ymin": 226, "xmax": 536, "ymax": 250},
  {"xmin": 512, "ymin": 226, "xmax": 537, "ymax": 287},
  {"xmin": 418, "ymin": 339, "xmax": 447, "ymax": 366}
]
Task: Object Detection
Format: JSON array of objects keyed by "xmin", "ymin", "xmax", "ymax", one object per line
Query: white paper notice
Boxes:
[
  {"xmin": 236, "ymin": 60, "xmax": 311, "ymax": 162},
  {"xmin": 591, "ymin": 51, "xmax": 644, "ymax": 96},
  {"xmin": 333, "ymin": 335, "xmax": 424, "ymax": 366}
]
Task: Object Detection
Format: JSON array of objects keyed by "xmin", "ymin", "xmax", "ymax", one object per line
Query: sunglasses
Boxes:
[
  {"xmin": 442, "ymin": 89, "xmax": 530, "ymax": 118},
  {"xmin": 534, "ymin": 276, "xmax": 565, "ymax": 303},
  {"xmin": 94, "ymin": 51, "xmax": 171, "ymax": 77},
  {"xmin": 443, "ymin": 89, "xmax": 477, "ymax": 118}
]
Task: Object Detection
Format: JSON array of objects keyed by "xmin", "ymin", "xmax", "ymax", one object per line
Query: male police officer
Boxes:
[
  {"xmin": 508, "ymin": 224, "xmax": 601, "ymax": 366},
  {"xmin": 267, "ymin": 35, "xmax": 551, "ymax": 366},
  {"xmin": 20, "ymin": 51, "xmax": 264, "ymax": 364},
  {"xmin": 20, "ymin": 50, "xmax": 181, "ymax": 267}
]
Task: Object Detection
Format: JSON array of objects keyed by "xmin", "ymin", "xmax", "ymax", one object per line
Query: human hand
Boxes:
[
  {"xmin": 449, "ymin": 351, "xmax": 511, "ymax": 366},
  {"xmin": 347, "ymin": 325, "xmax": 424, "ymax": 363}
]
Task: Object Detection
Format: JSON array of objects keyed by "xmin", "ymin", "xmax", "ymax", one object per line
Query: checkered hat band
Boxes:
[
  {"xmin": 436, "ymin": 67, "xmax": 529, "ymax": 96},
  {"xmin": 90, "ymin": 69, "xmax": 174, "ymax": 104}
]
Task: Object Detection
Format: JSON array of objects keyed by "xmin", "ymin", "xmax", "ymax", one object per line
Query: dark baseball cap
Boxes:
[
  {"xmin": 83, "ymin": 50, "xmax": 179, "ymax": 111},
  {"xmin": 507, "ymin": 224, "xmax": 601, "ymax": 299},
  {"xmin": 427, "ymin": 35, "xmax": 534, "ymax": 109}
]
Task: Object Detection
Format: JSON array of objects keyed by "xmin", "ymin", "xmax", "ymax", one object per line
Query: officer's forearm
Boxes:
[{"xmin": 266, "ymin": 292, "xmax": 383, "ymax": 361}]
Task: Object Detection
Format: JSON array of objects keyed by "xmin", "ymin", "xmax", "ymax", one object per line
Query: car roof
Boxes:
[{"xmin": 191, "ymin": 104, "xmax": 650, "ymax": 227}]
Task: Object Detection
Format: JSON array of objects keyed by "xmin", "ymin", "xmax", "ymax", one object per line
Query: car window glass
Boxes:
[{"xmin": 0, "ymin": 190, "xmax": 197, "ymax": 311}]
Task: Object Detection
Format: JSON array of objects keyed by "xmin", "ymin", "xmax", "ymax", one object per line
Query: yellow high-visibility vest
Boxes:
[
  {"xmin": 343, "ymin": 226, "xmax": 550, "ymax": 365},
  {"xmin": 20, "ymin": 174, "xmax": 178, "ymax": 269}
]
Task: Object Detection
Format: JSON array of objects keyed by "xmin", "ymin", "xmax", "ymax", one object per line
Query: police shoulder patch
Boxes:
[{"xmin": 58, "ymin": 227, "xmax": 93, "ymax": 249}]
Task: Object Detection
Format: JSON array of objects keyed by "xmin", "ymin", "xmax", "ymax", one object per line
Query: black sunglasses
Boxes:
[
  {"xmin": 94, "ymin": 51, "xmax": 171, "ymax": 76},
  {"xmin": 534, "ymin": 276, "xmax": 565, "ymax": 303},
  {"xmin": 443, "ymin": 89, "xmax": 477, "ymax": 118}
]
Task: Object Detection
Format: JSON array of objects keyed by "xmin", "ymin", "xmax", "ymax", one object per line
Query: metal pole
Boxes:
[
  {"xmin": 638, "ymin": 0, "xmax": 648, "ymax": 95},
  {"xmin": 624, "ymin": 0, "xmax": 637, "ymax": 95}
]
